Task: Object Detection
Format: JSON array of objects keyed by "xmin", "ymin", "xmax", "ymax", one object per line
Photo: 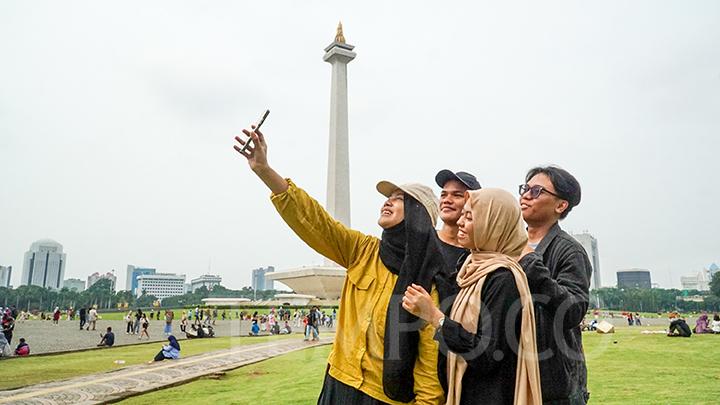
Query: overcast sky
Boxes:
[{"xmin": 1, "ymin": 1, "xmax": 718, "ymax": 290}]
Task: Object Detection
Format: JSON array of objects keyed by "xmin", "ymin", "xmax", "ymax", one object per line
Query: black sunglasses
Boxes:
[{"xmin": 519, "ymin": 184, "xmax": 561, "ymax": 199}]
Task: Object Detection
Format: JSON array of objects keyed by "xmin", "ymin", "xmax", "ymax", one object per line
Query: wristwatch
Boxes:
[{"xmin": 436, "ymin": 316, "xmax": 445, "ymax": 329}]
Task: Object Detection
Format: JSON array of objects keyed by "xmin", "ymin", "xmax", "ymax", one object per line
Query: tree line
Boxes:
[{"xmin": 591, "ymin": 272, "xmax": 720, "ymax": 313}]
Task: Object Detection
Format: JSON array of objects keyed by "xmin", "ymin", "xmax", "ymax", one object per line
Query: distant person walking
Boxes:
[
  {"xmin": 78, "ymin": 307, "xmax": 87, "ymax": 330},
  {"xmin": 2, "ymin": 309, "xmax": 15, "ymax": 345},
  {"xmin": 125, "ymin": 311, "xmax": 134, "ymax": 334},
  {"xmin": 52, "ymin": 307, "xmax": 61, "ymax": 325},
  {"xmin": 139, "ymin": 314, "xmax": 150, "ymax": 340},
  {"xmin": 164, "ymin": 310, "xmax": 174, "ymax": 336},
  {"xmin": 304, "ymin": 306, "xmax": 321, "ymax": 341},
  {"xmin": 180, "ymin": 313, "xmax": 188, "ymax": 333},
  {"xmin": 86, "ymin": 307, "xmax": 98, "ymax": 331},
  {"xmin": 134, "ymin": 309, "xmax": 143, "ymax": 335}
]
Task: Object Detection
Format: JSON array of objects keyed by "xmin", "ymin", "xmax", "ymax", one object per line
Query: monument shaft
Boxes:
[{"xmin": 323, "ymin": 36, "xmax": 356, "ymax": 228}]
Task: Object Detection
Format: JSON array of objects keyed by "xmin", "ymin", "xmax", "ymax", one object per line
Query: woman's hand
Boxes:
[
  {"xmin": 232, "ymin": 125, "xmax": 288, "ymax": 195},
  {"xmin": 234, "ymin": 126, "xmax": 268, "ymax": 172},
  {"xmin": 402, "ymin": 284, "xmax": 445, "ymax": 328}
]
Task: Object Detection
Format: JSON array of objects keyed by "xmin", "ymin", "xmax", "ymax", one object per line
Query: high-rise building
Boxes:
[
  {"xmin": 63, "ymin": 278, "xmax": 86, "ymax": 292},
  {"xmin": 125, "ymin": 265, "xmax": 156, "ymax": 295},
  {"xmin": 617, "ymin": 269, "xmax": 652, "ymax": 289},
  {"xmin": 252, "ymin": 266, "xmax": 275, "ymax": 291},
  {"xmin": 136, "ymin": 273, "xmax": 186, "ymax": 299},
  {"xmin": 87, "ymin": 271, "xmax": 117, "ymax": 291},
  {"xmin": 190, "ymin": 274, "xmax": 222, "ymax": 292},
  {"xmin": 0, "ymin": 266, "xmax": 12, "ymax": 288},
  {"xmin": 571, "ymin": 232, "xmax": 601, "ymax": 290},
  {"xmin": 707, "ymin": 263, "xmax": 719, "ymax": 279},
  {"xmin": 21, "ymin": 239, "xmax": 66, "ymax": 290}
]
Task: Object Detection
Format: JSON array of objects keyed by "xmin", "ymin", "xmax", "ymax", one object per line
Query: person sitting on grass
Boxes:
[
  {"xmin": 186, "ymin": 324, "xmax": 200, "ymax": 339},
  {"xmin": 667, "ymin": 312, "xmax": 692, "ymax": 337},
  {"xmin": 98, "ymin": 327, "xmax": 115, "ymax": 347},
  {"xmin": 249, "ymin": 319, "xmax": 260, "ymax": 336},
  {"xmin": 280, "ymin": 321, "xmax": 292, "ymax": 335},
  {"xmin": 694, "ymin": 312, "xmax": 710, "ymax": 334},
  {"xmin": 14, "ymin": 337, "xmax": 30, "ymax": 356},
  {"xmin": 711, "ymin": 314, "xmax": 720, "ymax": 334},
  {"xmin": 149, "ymin": 335, "xmax": 181, "ymax": 363}
]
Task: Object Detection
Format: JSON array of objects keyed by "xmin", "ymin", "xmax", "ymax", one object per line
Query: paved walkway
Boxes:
[
  {"xmin": 11, "ymin": 319, "xmax": 334, "ymax": 355},
  {"xmin": 0, "ymin": 336, "xmax": 333, "ymax": 404}
]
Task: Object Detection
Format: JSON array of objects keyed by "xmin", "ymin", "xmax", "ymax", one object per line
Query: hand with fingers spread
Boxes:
[
  {"xmin": 233, "ymin": 125, "xmax": 288, "ymax": 195},
  {"xmin": 402, "ymin": 283, "xmax": 445, "ymax": 328},
  {"xmin": 234, "ymin": 125, "xmax": 268, "ymax": 172}
]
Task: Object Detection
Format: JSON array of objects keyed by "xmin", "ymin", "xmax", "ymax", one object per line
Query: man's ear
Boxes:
[{"xmin": 555, "ymin": 200, "xmax": 569, "ymax": 216}]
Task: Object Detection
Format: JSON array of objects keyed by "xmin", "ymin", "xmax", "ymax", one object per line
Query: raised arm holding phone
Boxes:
[{"xmin": 232, "ymin": 117, "xmax": 445, "ymax": 405}]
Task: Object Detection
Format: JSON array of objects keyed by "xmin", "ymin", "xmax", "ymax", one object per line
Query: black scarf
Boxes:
[{"xmin": 379, "ymin": 194, "xmax": 450, "ymax": 402}]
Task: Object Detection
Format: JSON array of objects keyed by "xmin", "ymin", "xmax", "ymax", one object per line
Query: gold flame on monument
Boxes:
[{"xmin": 335, "ymin": 21, "xmax": 346, "ymax": 44}]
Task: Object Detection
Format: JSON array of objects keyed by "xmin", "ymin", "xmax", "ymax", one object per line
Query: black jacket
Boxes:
[
  {"xmin": 436, "ymin": 268, "xmax": 522, "ymax": 405},
  {"xmin": 519, "ymin": 223, "xmax": 592, "ymax": 405}
]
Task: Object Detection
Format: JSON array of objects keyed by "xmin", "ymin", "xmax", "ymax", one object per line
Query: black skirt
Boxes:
[{"xmin": 317, "ymin": 370, "xmax": 390, "ymax": 405}]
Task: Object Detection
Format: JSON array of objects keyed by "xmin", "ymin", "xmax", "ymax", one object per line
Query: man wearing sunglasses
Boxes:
[{"xmin": 517, "ymin": 166, "xmax": 592, "ymax": 405}]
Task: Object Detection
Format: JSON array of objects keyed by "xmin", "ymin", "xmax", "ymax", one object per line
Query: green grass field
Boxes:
[
  {"xmin": 3, "ymin": 326, "xmax": 718, "ymax": 404},
  {"xmin": 119, "ymin": 326, "xmax": 720, "ymax": 405},
  {"xmin": 0, "ymin": 335, "xmax": 294, "ymax": 391}
]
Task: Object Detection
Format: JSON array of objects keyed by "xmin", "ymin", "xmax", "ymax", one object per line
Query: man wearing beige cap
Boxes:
[{"xmin": 234, "ymin": 127, "xmax": 444, "ymax": 405}]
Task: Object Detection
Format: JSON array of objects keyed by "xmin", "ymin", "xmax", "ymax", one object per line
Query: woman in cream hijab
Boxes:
[{"xmin": 402, "ymin": 188, "xmax": 542, "ymax": 405}]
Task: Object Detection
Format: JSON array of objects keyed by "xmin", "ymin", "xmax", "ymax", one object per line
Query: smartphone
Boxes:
[{"xmin": 240, "ymin": 109, "xmax": 270, "ymax": 153}]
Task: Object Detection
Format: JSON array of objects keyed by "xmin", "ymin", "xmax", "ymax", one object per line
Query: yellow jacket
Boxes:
[{"xmin": 271, "ymin": 180, "xmax": 444, "ymax": 405}]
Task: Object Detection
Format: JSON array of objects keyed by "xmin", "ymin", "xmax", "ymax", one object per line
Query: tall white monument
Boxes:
[
  {"xmin": 323, "ymin": 21, "xmax": 355, "ymax": 228},
  {"xmin": 267, "ymin": 23, "xmax": 355, "ymax": 299}
]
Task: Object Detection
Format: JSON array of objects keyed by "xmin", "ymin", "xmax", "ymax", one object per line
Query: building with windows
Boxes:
[
  {"xmin": 136, "ymin": 273, "xmax": 186, "ymax": 299},
  {"xmin": 617, "ymin": 269, "xmax": 652, "ymax": 289},
  {"xmin": 21, "ymin": 239, "xmax": 66, "ymax": 290},
  {"xmin": 63, "ymin": 278, "xmax": 86, "ymax": 292},
  {"xmin": 87, "ymin": 271, "xmax": 116, "ymax": 291},
  {"xmin": 708, "ymin": 263, "xmax": 719, "ymax": 279},
  {"xmin": 252, "ymin": 266, "xmax": 275, "ymax": 291},
  {"xmin": 679, "ymin": 263, "xmax": 718, "ymax": 291},
  {"xmin": 190, "ymin": 274, "xmax": 222, "ymax": 292},
  {"xmin": 0, "ymin": 266, "xmax": 12, "ymax": 288},
  {"xmin": 125, "ymin": 265, "xmax": 156, "ymax": 295},
  {"xmin": 571, "ymin": 232, "xmax": 601, "ymax": 290}
]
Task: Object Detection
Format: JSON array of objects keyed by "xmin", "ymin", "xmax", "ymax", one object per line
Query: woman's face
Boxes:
[
  {"xmin": 377, "ymin": 190, "xmax": 405, "ymax": 229},
  {"xmin": 456, "ymin": 201, "xmax": 475, "ymax": 249}
]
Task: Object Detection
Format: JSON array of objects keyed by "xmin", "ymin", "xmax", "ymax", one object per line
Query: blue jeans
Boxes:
[{"xmin": 305, "ymin": 325, "xmax": 319, "ymax": 340}]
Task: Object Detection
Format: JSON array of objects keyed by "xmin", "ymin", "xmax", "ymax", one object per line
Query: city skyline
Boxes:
[{"xmin": 1, "ymin": 2, "xmax": 718, "ymax": 290}]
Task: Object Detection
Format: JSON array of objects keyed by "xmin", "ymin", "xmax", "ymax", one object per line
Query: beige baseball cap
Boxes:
[{"xmin": 376, "ymin": 181, "xmax": 440, "ymax": 227}]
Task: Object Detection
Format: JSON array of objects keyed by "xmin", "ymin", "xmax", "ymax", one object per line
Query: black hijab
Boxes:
[{"xmin": 379, "ymin": 194, "xmax": 451, "ymax": 402}]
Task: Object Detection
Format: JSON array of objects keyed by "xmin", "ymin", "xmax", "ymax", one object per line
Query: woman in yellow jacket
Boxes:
[{"xmin": 235, "ymin": 126, "xmax": 446, "ymax": 405}]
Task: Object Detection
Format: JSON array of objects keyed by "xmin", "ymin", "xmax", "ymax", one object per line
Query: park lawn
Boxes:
[
  {"xmin": 120, "ymin": 344, "xmax": 332, "ymax": 405},
  {"xmin": 121, "ymin": 326, "xmax": 720, "ymax": 405},
  {"xmin": 0, "ymin": 335, "xmax": 294, "ymax": 391},
  {"xmin": 584, "ymin": 326, "xmax": 720, "ymax": 404}
]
